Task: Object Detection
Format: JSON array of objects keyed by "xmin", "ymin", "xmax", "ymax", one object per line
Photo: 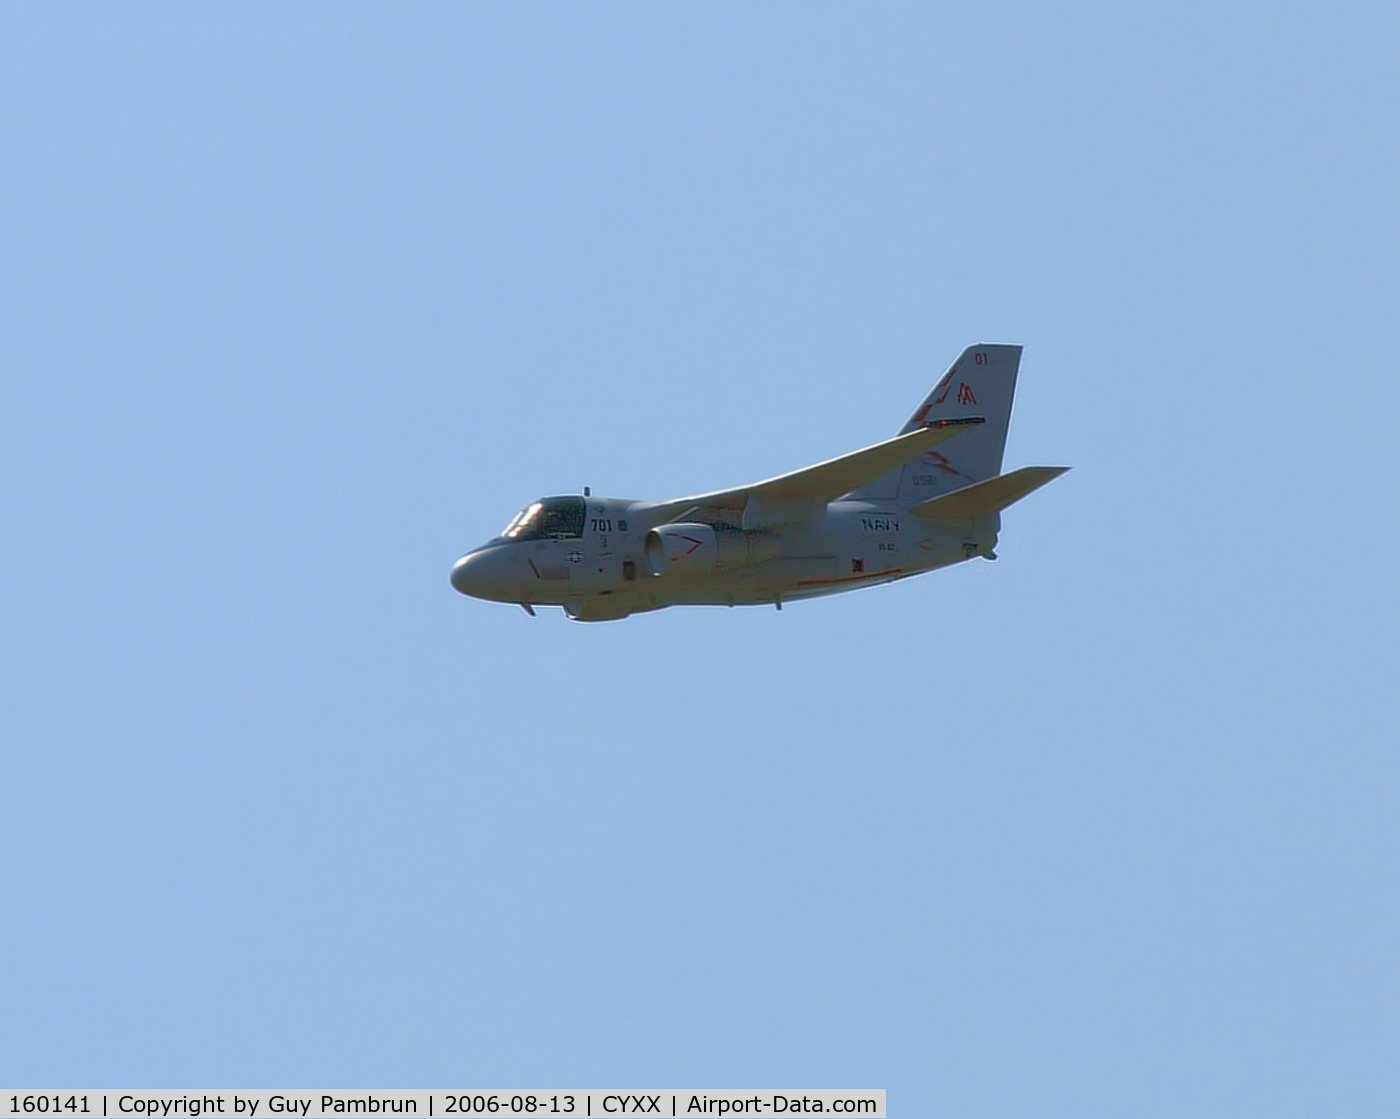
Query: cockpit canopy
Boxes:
[{"xmin": 500, "ymin": 495, "xmax": 586, "ymax": 541}]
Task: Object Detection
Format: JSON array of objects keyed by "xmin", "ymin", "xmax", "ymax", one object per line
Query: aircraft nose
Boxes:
[
  {"xmin": 450, "ymin": 551, "xmax": 485, "ymax": 597},
  {"xmin": 450, "ymin": 547, "xmax": 516, "ymax": 601}
]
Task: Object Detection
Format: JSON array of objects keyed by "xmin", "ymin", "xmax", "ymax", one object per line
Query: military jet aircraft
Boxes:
[{"xmin": 450, "ymin": 343, "xmax": 1067, "ymax": 621}]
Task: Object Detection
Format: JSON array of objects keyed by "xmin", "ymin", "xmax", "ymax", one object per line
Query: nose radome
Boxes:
[
  {"xmin": 451, "ymin": 547, "xmax": 518, "ymax": 601},
  {"xmin": 450, "ymin": 552, "xmax": 482, "ymax": 597}
]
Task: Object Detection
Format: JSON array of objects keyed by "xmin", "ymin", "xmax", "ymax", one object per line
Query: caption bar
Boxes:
[{"xmin": 2, "ymin": 1094, "xmax": 884, "ymax": 1119}]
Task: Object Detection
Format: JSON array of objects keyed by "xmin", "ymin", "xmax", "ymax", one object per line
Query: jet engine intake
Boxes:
[{"xmin": 644, "ymin": 523, "xmax": 783, "ymax": 577}]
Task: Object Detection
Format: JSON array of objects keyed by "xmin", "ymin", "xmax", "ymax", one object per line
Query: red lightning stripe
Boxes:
[
  {"xmin": 931, "ymin": 363, "xmax": 960, "ymax": 406},
  {"xmin": 797, "ymin": 568, "xmax": 904, "ymax": 588}
]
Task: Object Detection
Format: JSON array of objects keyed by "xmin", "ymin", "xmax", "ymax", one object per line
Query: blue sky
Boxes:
[{"xmin": 2, "ymin": 3, "xmax": 1397, "ymax": 1114}]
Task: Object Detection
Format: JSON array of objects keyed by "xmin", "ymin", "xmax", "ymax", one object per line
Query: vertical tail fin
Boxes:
[{"xmin": 847, "ymin": 343, "xmax": 1023, "ymax": 502}]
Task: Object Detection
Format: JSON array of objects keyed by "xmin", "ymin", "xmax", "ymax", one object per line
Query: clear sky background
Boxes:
[{"xmin": 2, "ymin": 3, "xmax": 1397, "ymax": 1114}]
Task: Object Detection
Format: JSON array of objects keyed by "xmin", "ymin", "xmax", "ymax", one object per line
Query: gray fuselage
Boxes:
[{"xmin": 450, "ymin": 495, "xmax": 998, "ymax": 620}]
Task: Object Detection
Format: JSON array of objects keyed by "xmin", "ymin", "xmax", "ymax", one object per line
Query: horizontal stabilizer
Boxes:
[{"xmin": 909, "ymin": 465, "xmax": 1069, "ymax": 522}]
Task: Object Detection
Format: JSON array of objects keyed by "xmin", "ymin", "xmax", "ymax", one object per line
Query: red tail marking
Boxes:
[
  {"xmin": 922, "ymin": 450, "xmax": 976, "ymax": 482},
  {"xmin": 930, "ymin": 365, "xmax": 959, "ymax": 406}
]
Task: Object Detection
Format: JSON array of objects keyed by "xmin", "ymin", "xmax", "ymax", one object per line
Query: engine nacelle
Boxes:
[
  {"xmin": 644, "ymin": 523, "xmax": 783, "ymax": 577},
  {"xmin": 644, "ymin": 523, "xmax": 717, "ymax": 576}
]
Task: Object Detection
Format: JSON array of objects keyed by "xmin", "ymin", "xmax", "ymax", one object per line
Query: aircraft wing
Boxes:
[{"xmin": 637, "ymin": 417, "xmax": 984, "ymax": 530}]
